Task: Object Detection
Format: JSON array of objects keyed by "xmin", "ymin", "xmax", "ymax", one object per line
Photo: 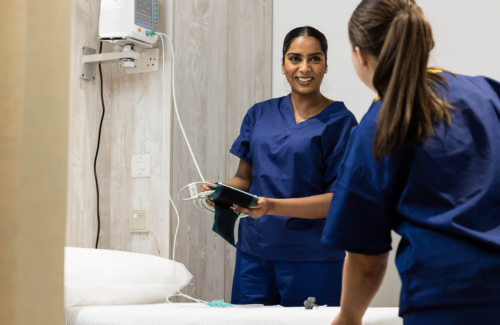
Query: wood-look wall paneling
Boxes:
[
  {"xmin": 172, "ymin": 0, "xmax": 273, "ymax": 303},
  {"xmin": 67, "ymin": 0, "xmax": 272, "ymax": 303},
  {"xmin": 67, "ymin": 0, "xmax": 172, "ymax": 259},
  {"xmin": 224, "ymin": 0, "xmax": 273, "ymax": 302},
  {"xmin": 67, "ymin": 0, "xmax": 102, "ymax": 250},
  {"xmin": 171, "ymin": 0, "xmax": 230, "ymax": 302}
]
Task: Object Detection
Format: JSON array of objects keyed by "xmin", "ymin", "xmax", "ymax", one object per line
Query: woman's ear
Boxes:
[{"xmin": 355, "ymin": 46, "xmax": 369, "ymax": 67}]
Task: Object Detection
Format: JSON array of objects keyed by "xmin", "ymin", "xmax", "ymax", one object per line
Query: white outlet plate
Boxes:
[
  {"xmin": 126, "ymin": 48, "xmax": 159, "ymax": 74},
  {"xmin": 130, "ymin": 209, "xmax": 148, "ymax": 232},
  {"xmin": 132, "ymin": 154, "xmax": 151, "ymax": 178}
]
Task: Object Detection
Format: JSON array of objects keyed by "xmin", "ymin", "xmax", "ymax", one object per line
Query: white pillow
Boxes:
[{"xmin": 64, "ymin": 247, "xmax": 192, "ymax": 307}]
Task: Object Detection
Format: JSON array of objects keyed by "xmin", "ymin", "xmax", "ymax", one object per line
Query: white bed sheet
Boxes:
[{"xmin": 66, "ymin": 303, "xmax": 402, "ymax": 325}]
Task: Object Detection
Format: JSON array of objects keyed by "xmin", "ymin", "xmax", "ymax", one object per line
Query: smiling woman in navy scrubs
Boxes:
[
  {"xmin": 201, "ymin": 26, "xmax": 357, "ymax": 307},
  {"xmin": 322, "ymin": 1, "xmax": 500, "ymax": 325}
]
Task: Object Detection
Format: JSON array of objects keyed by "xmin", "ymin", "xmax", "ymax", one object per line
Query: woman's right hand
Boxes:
[{"xmin": 200, "ymin": 181, "xmax": 216, "ymax": 210}]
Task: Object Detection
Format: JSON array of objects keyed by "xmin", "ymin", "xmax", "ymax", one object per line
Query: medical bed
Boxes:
[{"xmin": 66, "ymin": 303, "xmax": 402, "ymax": 325}]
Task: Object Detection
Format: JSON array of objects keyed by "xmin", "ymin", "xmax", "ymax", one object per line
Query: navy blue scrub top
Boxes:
[
  {"xmin": 322, "ymin": 72, "xmax": 500, "ymax": 315},
  {"xmin": 230, "ymin": 95, "xmax": 358, "ymax": 262}
]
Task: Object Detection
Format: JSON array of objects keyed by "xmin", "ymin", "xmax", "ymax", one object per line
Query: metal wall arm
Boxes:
[
  {"xmin": 80, "ymin": 44, "xmax": 158, "ymax": 81},
  {"xmin": 80, "ymin": 45, "xmax": 140, "ymax": 81},
  {"xmin": 82, "ymin": 51, "xmax": 140, "ymax": 64}
]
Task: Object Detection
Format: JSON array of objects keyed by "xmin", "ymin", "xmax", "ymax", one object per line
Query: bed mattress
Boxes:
[{"xmin": 66, "ymin": 303, "xmax": 402, "ymax": 325}]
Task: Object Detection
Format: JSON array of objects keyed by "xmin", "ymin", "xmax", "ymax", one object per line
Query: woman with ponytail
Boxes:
[{"xmin": 321, "ymin": 0, "xmax": 500, "ymax": 324}]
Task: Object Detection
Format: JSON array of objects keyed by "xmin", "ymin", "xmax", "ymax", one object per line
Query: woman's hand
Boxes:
[
  {"xmin": 330, "ymin": 313, "xmax": 362, "ymax": 325},
  {"xmin": 200, "ymin": 181, "xmax": 216, "ymax": 210},
  {"xmin": 231, "ymin": 197, "xmax": 270, "ymax": 219}
]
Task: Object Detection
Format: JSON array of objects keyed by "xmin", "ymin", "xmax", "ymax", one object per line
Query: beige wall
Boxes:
[{"xmin": 0, "ymin": 0, "xmax": 71, "ymax": 324}]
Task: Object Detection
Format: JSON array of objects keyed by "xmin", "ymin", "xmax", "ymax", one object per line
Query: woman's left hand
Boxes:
[{"xmin": 231, "ymin": 197, "xmax": 270, "ymax": 219}]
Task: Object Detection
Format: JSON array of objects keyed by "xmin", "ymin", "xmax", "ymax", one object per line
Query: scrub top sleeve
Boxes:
[
  {"xmin": 230, "ymin": 106, "xmax": 255, "ymax": 165},
  {"xmin": 324, "ymin": 114, "xmax": 358, "ymax": 193},
  {"xmin": 322, "ymin": 108, "xmax": 402, "ymax": 255},
  {"xmin": 482, "ymin": 76, "xmax": 500, "ymax": 99},
  {"xmin": 322, "ymin": 168, "xmax": 393, "ymax": 255}
]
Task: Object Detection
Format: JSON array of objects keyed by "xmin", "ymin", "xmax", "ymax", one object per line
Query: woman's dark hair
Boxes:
[
  {"xmin": 282, "ymin": 26, "xmax": 328, "ymax": 63},
  {"xmin": 349, "ymin": 0, "xmax": 453, "ymax": 160}
]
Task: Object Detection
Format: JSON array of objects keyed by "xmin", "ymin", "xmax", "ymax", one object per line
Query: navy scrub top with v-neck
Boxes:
[{"xmin": 230, "ymin": 95, "xmax": 358, "ymax": 262}]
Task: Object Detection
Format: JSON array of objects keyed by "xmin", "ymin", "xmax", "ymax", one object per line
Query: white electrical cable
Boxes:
[
  {"xmin": 159, "ymin": 33, "xmax": 205, "ymax": 183},
  {"xmin": 158, "ymin": 32, "xmax": 254, "ymax": 306},
  {"xmin": 158, "ymin": 32, "xmax": 208, "ymax": 305},
  {"xmin": 158, "ymin": 32, "xmax": 216, "ymax": 216}
]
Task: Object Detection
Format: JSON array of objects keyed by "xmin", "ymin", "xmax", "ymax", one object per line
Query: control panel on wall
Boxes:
[
  {"xmin": 136, "ymin": 0, "xmax": 159, "ymax": 33},
  {"xmin": 130, "ymin": 209, "xmax": 148, "ymax": 232}
]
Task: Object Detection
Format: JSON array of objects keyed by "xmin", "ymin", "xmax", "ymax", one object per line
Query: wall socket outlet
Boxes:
[{"xmin": 129, "ymin": 209, "xmax": 148, "ymax": 232}]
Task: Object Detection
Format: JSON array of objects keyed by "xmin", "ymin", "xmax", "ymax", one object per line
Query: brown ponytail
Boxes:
[{"xmin": 349, "ymin": 0, "xmax": 453, "ymax": 160}]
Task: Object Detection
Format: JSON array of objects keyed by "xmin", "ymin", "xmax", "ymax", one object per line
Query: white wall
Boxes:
[
  {"xmin": 273, "ymin": 0, "xmax": 500, "ymax": 307},
  {"xmin": 273, "ymin": 0, "xmax": 500, "ymax": 121}
]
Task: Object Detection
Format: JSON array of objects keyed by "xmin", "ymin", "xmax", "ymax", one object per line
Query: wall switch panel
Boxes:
[
  {"xmin": 132, "ymin": 154, "xmax": 151, "ymax": 178},
  {"xmin": 129, "ymin": 209, "xmax": 148, "ymax": 232}
]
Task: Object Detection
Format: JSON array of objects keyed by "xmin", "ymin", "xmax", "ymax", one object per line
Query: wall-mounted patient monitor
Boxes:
[
  {"xmin": 99, "ymin": 0, "xmax": 159, "ymax": 46},
  {"xmin": 80, "ymin": 0, "xmax": 162, "ymax": 80}
]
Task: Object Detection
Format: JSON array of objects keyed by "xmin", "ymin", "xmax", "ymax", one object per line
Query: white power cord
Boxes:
[
  {"xmin": 161, "ymin": 31, "xmax": 253, "ymax": 217},
  {"xmin": 158, "ymin": 32, "xmax": 251, "ymax": 305},
  {"xmin": 158, "ymin": 33, "xmax": 205, "ymax": 183},
  {"xmin": 158, "ymin": 32, "xmax": 216, "ymax": 217},
  {"xmin": 158, "ymin": 32, "xmax": 208, "ymax": 305}
]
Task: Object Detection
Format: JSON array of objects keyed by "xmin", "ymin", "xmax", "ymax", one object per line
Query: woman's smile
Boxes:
[{"xmin": 295, "ymin": 76, "xmax": 314, "ymax": 86}]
